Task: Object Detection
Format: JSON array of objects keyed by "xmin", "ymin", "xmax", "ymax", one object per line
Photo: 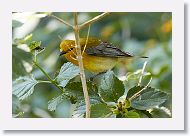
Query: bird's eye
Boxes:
[{"xmin": 70, "ymin": 47, "xmax": 74, "ymax": 50}]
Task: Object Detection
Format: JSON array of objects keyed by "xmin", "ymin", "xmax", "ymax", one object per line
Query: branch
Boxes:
[
  {"xmin": 82, "ymin": 25, "xmax": 91, "ymax": 55},
  {"xmin": 48, "ymin": 14, "xmax": 73, "ymax": 28},
  {"xmin": 129, "ymin": 61, "xmax": 151, "ymax": 100},
  {"xmin": 130, "ymin": 77, "xmax": 152, "ymax": 101},
  {"xmin": 79, "ymin": 12, "xmax": 110, "ymax": 29},
  {"xmin": 73, "ymin": 13, "xmax": 91, "ymax": 118},
  {"xmin": 138, "ymin": 61, "xmax": 147, "ymax": 86}
]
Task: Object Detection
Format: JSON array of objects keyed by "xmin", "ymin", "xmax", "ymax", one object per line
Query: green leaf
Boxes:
[
  {"xmin": 56, "ymin": 62, "xmax": 80, "ymax": 88},
  {"xmin": 131, "ymin": 87, "xmax": 168, "ymax": 110},
  {"xmin": 134, "ymin": 110, "xmax": 152, "ymax": 118},
  {"xmin": 47, "ymin": 81, "xmax": 103, "ymax": 116},
  {"xmin": 64, "ymin": 82, "xmax": 102, "ymax": 117},
  {"xmin": 29, "ymin": 41, "xmax": 44, "ymax": 53},
  {"xmin": 98, "ymin": 70, "xmax": 125, "ymax": 103},
  {"xmin": 12, "ymin": 20, "xmax": 24, "ymax": 28},
  {"xmin": 127, "ymin": 86, "xmax": 144, "ymax": 98},
  {"xmin": 13, "ymin": 76, "xmax": 38, "ymax": 100},
  {"xmin": 12, "ymin": 46, "xmax": 32, "ymax": 79},
  {"xmin": 150, "ymin": 107, "xmax": 171, "ymax": 118},
  {"xmin": 125, "ymin": 111, "xmax": 140, "ymax": 118},
  {"xmin": 48, "ymin": 93, "xmax": 77, "ymax": 112},
  {"xmin": 91, "ymin": 103, "xmax": 113, "ymax": 118},
  {"xmin": 48, "ymin": 94, "xmax": 66, "ymax": 111}
]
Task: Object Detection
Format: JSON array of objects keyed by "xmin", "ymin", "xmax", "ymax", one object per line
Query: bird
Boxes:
[{"xmin": 59, "ymin": 38, "xmax": 147, "ymax": 73}]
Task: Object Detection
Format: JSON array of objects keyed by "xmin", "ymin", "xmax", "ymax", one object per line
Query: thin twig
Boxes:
[
  {"xmin": 138, "ymin": 61, "xmax": 148, "ymax": 86},
  {"xmin": 49, "ymin": 14, "xmax": 73, "ymax": 28},
  {"xmin": 130, "ymin": 77, "xmax": 152, "ymax": 101},
  {"xmin": 82, "ymin": 25, "xmax": 91, "ymax": 55},
  {"xmin": 79, "ymin": 12, "xmax": 110, "ymax": 30},
  {"xmin": 73, "ymin": 13, "xmax": 91, "ymax": 118}
]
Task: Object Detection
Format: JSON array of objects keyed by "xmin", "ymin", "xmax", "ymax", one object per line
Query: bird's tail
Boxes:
[
  {"xmin": 125, "ymin": 55, "xmax": 148, "ymax": 59},
  {"xmin": 138, "ymin": 56, "xmax": 148, "ymax": 58},
  {"xmin": 118, "ymin": 55, "xmax": 148, "ymax": 63},
  {"xmin": 122, "ymin": 51, "xmax": 148, "ymax": 59}
]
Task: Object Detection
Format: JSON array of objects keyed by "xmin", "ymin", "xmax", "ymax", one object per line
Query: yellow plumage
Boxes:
[{"xmin": 60, "ymin": 38, "xmax": 146, "ymax": 73}]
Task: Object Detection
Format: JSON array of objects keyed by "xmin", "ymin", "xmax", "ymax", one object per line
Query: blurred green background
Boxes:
[{"xmin": 12, "ymin": 12, "xmax": 172, "ymax": 118}]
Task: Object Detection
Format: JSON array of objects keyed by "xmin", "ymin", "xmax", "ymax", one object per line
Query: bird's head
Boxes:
[
  {"xmin": 59, "ymin": 40, "xmax": 76, "ymax": 56},
  {"xmin": 59, "ymin": 38, "xmax": 101, "ymax": 56}
]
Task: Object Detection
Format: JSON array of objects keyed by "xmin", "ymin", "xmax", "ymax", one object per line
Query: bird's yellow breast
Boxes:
[
  {"xmin": 64, "ymin": 52, "xmax": 118, "ymax": 73},
  {"xmin": 83, "ymin": 54, "xmax": 118, "ymax": 73}
]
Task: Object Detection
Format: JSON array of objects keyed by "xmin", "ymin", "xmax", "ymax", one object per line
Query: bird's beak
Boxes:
[{"xmin": 59, "ymin": 50, "xmax": 66, "ymax": 56}]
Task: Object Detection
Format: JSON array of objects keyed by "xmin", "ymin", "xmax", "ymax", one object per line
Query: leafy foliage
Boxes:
[
  {"xmin": 12, "ymin": 76, "xmax": 38, "ymax": 100},
  {"xmin": 129, "ymin": 87, "xmax": 168, "ymax": 110},
  {"xmin": 98, "ymin": 70, "xmax": 125, "ymax": 102},
  {"xmin": 65, "ymin": 82, "xmax": 103, "ymax": 117},
  {"xmin": 12, "ymin": 46, "xmax": 32, "ymax": 79},
  {"xmin": 124, "ymin": 111, "xmax": 140, "ymax": 118},
  {"xmin": 56, "ymin": 62, "xmax": 80, "ymax": 88},
  {"xmin": 29, "ymin": 41, "xmax": 43, "ymax": 51},
  {"xmin": 127, "ymin": 86, "xmax": 144, "ymax": 98},
  {"xmin": 48, "ymin": 94, "xmax": 66, "ymax": 111},
  {"xmin": 91, "ymin": 103, "xmax": 112, "ymax": 118},
  {"xmin": 150, "ymin": 107, "xmax": 171, "ymax": 118}
]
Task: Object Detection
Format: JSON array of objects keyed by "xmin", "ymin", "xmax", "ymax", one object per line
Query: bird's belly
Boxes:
[{"xmin": 83, "ymin": 55, "xmax": 118, "ymax": 73}]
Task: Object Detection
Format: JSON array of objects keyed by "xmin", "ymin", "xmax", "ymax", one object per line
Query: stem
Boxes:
[
  {"xmin": 79, "ymin": 12, "xmax": 110, "ymax": 30},
  {"xmin": 73, "ymin": 13, "xmax": 91, "ymax": 118},
  {"xmin": 49, "ymin": 14, "xmax": 73, "ymax": 28},
  {"xmin": 38, "ymin": 80, "xmax": 52, "ymax": 84},
  {"xmin": 34, "ymin": 50, "xmax": 37, "ymax": 62},
  {"xmin": 138, "ymin": 61, "xmax": 147, "ymax": 86},
  {"xmin": 130, "ymin": 77, "xmax": 152, "ymax": 101},
  {"xmin": 82, "ymin": 25, "xmax": 91, "ymax": 55},
  {"xmin": 33, "ymin": 61, "xmax": 64, "ymax": 93}
]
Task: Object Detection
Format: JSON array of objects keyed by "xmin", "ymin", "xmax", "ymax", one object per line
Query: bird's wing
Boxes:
[{"xmin": 85, "ymin": 42, "xmax": 134, "ymax": 58}]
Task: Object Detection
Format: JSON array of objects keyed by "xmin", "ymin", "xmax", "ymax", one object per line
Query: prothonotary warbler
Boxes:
[{"xmin": 59, "ymin": 38, "xmax": 147, "ymax": 73}]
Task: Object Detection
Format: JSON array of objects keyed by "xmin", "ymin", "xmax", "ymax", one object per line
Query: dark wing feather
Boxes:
[{"xmin": 85, "ymin": 42, "xmax": 134, "ymax": 58}]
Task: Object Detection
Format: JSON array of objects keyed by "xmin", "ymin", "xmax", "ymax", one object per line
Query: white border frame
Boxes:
[{"xmin": 0, "ymin": 0, "xmax": 184, "ymax": 130}]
